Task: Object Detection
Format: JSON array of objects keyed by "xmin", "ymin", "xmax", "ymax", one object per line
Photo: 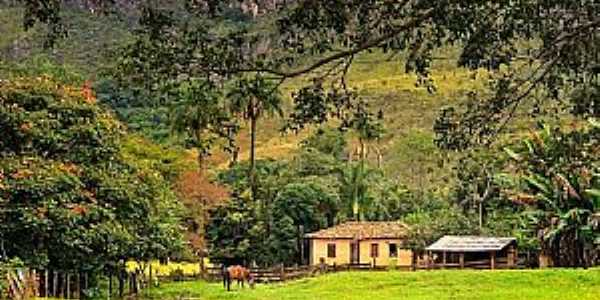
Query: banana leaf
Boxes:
[
  {"xmin": 504, "ymin": 147, "xmax": 521, "ymax": 161},
  {"xmin": 524, "ymin": 174, "xmax": 551, "ymax": 194},
  {"xmin": 585, "ymin": 189, "xmax": 600, "ymax": 208}
]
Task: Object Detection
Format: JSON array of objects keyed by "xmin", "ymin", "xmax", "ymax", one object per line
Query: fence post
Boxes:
[
  {"xmin": 148, "ymin": 263, "xmax": 153, "ymax": 291},
  {"xmin": 76, "ymin": 272, "xmax": 81, "ymax": 299},
  {"xmin": 44, "ymin": 270, "xmax": 49, "ymax": 298},
  {"xmin": 279, "ymin": 264, "xmax": 285, "ymax": 282},
  {"xmin": 33, "ymin": 269, "xmax": 38, "ymax": 298},
  {"xmin": 118, "ymin": 269, "xmax": 124, "ymax": 298},
  {"xmin": 59, "ymin": 272, "xmax": 63, "ymax": 299},
  {"xmin": 199, "ymin": 256, "xmax": 205, "ymax": 279},
  {"xmin": 128, "ymin": 273, "xmax": 133, "ymax": 294},
  {"xmin": 108, "ymin": 272, "xmax": 113, "ymax": 298},
  {"xmin": 53, "ymin": 271, "xmax": 58, "ymax": 298},
  {"xmin": 133, "ymin": 272, "xmax": 138, "ymax": 294},
  {"xmin": 66, "ymin": 273, "xmax": 71, "ymax": 300}
]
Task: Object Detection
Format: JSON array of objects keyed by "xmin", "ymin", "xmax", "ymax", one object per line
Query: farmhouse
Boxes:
[
  {"xmin": 305, "ymin": 221, "xmax": 412, "ymax": 267},
  {"xmin": 425, "ymin": 236, "xmax": 518, "ymax": 269}
]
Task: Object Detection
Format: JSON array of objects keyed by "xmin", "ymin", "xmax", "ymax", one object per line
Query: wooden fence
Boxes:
[
  {"xmin": 0, "ymin": 268, "xmax": 149, "ymax": 300},
  {"xmin": 415, "ymin": 256, "xmax": 526, "ymax": 270},
  {"xmin": 203, "ymin": 265, "xmax": 315, "ymax": 283},
  {"xmin": 1, "ymin": 269, "xmax": 38, "ymax": 300},
  {"xmin": 201, "ymin": 262, "xmax": 418, "ymax": 284},
  {"xmin": 1, "ymin": 257, "xmax": 529, "ymax": 299}
]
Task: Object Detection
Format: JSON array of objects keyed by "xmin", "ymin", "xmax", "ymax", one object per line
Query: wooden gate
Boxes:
[{"xmin": 3, "ymin": 269, "xmax": 38, "ymax": 300}]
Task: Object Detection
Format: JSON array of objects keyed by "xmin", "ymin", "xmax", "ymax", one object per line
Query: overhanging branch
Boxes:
[{"xmin": 237, "ymin": 8, "xmax": 436, "ymax": 79}]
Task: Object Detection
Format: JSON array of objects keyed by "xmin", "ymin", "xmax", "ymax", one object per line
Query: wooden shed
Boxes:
[{"xmin": 425, "ymin": 236, "xmax": 518, "ymax": 269}]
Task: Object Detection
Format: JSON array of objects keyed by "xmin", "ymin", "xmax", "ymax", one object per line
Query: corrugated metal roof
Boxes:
[
  {"xmin": 426, "ymin": 235, "xmax": 516, "ymax": 252},
  {"xmin": 305, "ymin": 221, "xmax": 409, "ymax": 240}
]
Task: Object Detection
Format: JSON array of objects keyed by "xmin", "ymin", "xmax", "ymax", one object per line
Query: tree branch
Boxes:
[{"xmin": 238, "ymin": 8, "xmax": 436, "ymax": 79}]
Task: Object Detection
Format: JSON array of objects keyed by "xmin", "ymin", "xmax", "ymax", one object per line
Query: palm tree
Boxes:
[
  {"xmin": 227, "ymin": 76, "xmax": 283, "ymax": 201},
  {"xmin": 170, "ymin": 80, "xmax": 229, "ymax": 172},
  {"xmin": 337, "ymin": 103, "xmax": 385, "ymax": 221},
  {"xmin": 350, "ymin": 103, "xmax": 384, "ymax": 164},
  {"xmin": 337, "ymin": 162, "xmax": 380, "ymax": 221}
]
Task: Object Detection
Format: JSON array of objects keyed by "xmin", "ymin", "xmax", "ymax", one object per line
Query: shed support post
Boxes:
[
  {"xmin": 490, "ymin": 251, "xmax": 496, "ymax": 270},
  {"xmin": 459, "ymin": 253, "xmax": 464, "ymax": 269},
  {"xmin": 442, "ymin": 251, "xmax": 447, "ymax": 269},
  {"xmin": 427, "ymin": 251, "xmax": 432, "ymax": 270}
]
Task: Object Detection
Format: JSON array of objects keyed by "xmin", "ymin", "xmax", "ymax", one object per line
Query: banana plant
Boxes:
[{"xmin": 504, "ymin": 123, "xmax": 599, "ymax": 267}]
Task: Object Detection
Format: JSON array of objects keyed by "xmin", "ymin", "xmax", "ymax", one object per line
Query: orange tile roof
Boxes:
[{"xmin": 305, "ymin": 221, "xmax": 409, "ymax": 240}]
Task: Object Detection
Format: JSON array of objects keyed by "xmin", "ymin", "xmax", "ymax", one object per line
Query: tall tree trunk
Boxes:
[
  {"xmin": 108, "ymin": 272, "xmax": 112, "ymax": 298},
  {"xmin": 196, "ymin": 130, "xmax": 204, "ymax": 174},
  {"xmin": 197, "ymin": 153, "xmax": 204, "ymax": 174},
  {"xmin": 249, "ymin": 108, "xmax": 257, "ymax": 202},
  {"xmin": 118, "ymin": 269, "xmax": 124, "ymax": 298},
  {"xmin": 478, "ymin": 200, "xmax": 483, "ymax": 232},
  {"xmin": 359, "ymin": 138, "xmax": 366, "ymax": 161}
]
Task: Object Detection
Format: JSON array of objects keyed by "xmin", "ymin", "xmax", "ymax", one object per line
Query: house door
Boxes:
[{"xmin": 350, "ymin": 242, "xmax": 360, "ymax": 264}]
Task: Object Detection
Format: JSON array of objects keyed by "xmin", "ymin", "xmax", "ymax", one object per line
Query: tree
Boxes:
[
  {"xmin": 403, "ymin": 202, "xmax": 474, "ymax": 252},
  {"xmin": 170, "ymin": 80, "xmax": 232, "ymax": 171},
  {"xmin": 177, "ymin": 170, "xmax": 229, "ymax": 259},
  {"xmin": 273, "ymin": 181, "xmax": 338, "ymax": 263},
  {"xmin": 0, "ymin": 77, "xmax": 183, "ymax": 279},
  {"xmin": 451, "ymin": 149, "xmax": 508, "ymax": 232},
  {"xmin": 227, "ymin": 76, "xmax": 283, "ymax": 201},
  {"xmin": 300, "ymin": 126, "xmax": 347, "ymax": 160},
  {"xmin": 337, "ymin": 162, "xmax": 380, "ymax": 221},
  {"xmin": 205, "ymin": 196, "xmax": 256, "ymax": 265}
]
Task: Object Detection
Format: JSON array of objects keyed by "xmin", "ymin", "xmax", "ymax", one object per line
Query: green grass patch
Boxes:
[{"xmin": 145, "ymin": 268, "xmax": 600, "ymax": 300}]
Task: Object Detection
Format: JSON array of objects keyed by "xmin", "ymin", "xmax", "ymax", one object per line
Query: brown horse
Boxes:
[{"xmin": 223, "ymin": 265, "xmax": 255, "ymax": 291}]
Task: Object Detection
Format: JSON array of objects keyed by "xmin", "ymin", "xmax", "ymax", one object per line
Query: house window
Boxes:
[
  {"xmin": 327, "ymin": 243, "xmax": 336, "ymax": 258},
  {"xmin": 389, "ymin": 243, "xmax": 398, "ymax": 257},
  {"xmin": 370, "ymin": 243, "xmax": 379, "ymax": 258}
]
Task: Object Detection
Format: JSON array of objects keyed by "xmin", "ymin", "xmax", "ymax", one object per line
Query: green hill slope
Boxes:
[{"xmin": 0, "ymin": 4, "xmax": 491, "ymax": 191}]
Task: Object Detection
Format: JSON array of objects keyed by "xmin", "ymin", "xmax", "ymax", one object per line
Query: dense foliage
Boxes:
[
  {"xmin": 0, "ymin": 77, "xmax": 183, "ymax": 276},
  {"xmin": 501, "ymin": 124, "xmax": 600, "ymax": 267},
  {"xmin": 206, "ymin": 128, "xmax": 472, "ymax": 265}
]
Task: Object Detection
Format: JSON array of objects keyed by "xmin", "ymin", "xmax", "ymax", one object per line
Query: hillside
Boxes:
[{"xmin": 0, "ymin": 4, "xmax": 499, "ymax": 191}]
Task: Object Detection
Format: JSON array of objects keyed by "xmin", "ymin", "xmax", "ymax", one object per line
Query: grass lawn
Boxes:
[{"xmin": 145, "ymin": 268, "xmax": 600, "ymax": 300}]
